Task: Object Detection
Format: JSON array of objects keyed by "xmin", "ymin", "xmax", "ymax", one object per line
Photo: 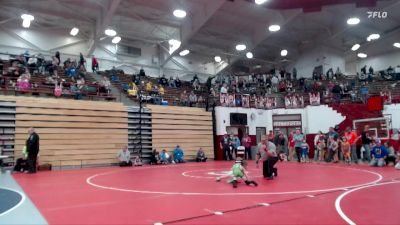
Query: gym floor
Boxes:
[{"xmin": 2, "ymin": 161, "xmax": 400, "ymax": 225}]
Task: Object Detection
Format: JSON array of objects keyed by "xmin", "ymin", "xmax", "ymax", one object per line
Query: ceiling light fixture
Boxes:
[
  {"xmin": 105, "ymin": 29, "xmax": 117, "ymax": 37},
  {"xmin": 351, "ymin": 44, "xmax": 360, "ymax": 51},
  {"xmin": 347, "ymin": 17, "xmax": 360, "ymax": 25},
  {"xmin": 281, "ymin": 49, "xmax": 288, "ymax": 56},
  {"xmin": 367, "ymin": 33, "xmax": 380, "ymax": 41},
  {"xmin": 357, "ymin": 53, "xmax": 367, "ymax": 58},
  {"xmin": 214, "ymin": 56, "xmax": 222, "ymax": 62},
  {"xmin": 112, "ymin": 36, "xmax": 121, "ymax": 44},
  {"xmin": 268, "ymin": 25, "xmax": 280, "ymax": 32},
  {"xmin": 246, "ymin": 52, "xmax": 253, "ymax": 59},
  {"xmin": 179, "ymin": 49, "xmax": 190, "ymax": 56},
  {"xmin": 173, "ymin": 9, "xmax": 187, "ymax": 18},
  {"xmin": 394, "ymin": 42, "xmax": 400, "ymax": 48},
  {"xmin": 255, "ymin": 0, "xmax": 268, "ymax": 5},
  {"xmin": 70, "ymin": 27, "xmax": 79, "ymax": 36},
  {"xmin": 21, "ymin": 14, "xmax": 34, "ymax": 28},
  {"xmin": 236, "ymin": 44, "xmax": 246, "ymax": 51}
]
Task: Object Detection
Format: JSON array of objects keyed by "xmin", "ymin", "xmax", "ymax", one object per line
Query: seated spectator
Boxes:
[
  {"xmin": 14, "ymin": 146, "xmax": 28, "ymax": 172},
  {"xmin": 160, "ymin": 149, "xmax": 171, "ymax": 164},
  {"xmin": 159, "ymin": 85, "xmax": 165, "ymax": 96},
  {"xmin": 189, "ymin": 91, "xmax": 197, "ymax": 107},
  {"xmin": 384, "ymin": 142, "xmax": 397, "ymax": 166},
  {"xmin": 173, "ymin": 145, "xmax": 185, "ymax": 163},
  {"xmin": 145, "ymin": 81, "xmax": 152, "ymax": 92},
  {"xmin": 117, "ymin": 146, "xmax": 132, "ymax": 167},
  {"xmin": 99, "ymin": 76, "xmax": 111, "ymax": 94},
  {"xmin": 149, "ymin": 149, "xmax": 160, "ymax": 165},
  {"xmin": 180, "ymin": 90, "xmax": 188, "ymax": 106},
  {"xmin": 196, "ymin": 148, "xmax": 207, "ymax": 162},
  {"xmin": 370, "ymin": 140, "xmax": 388, "ymax": 167},
  {"xmin": 16, "ymin": 74, "xmax": 31, "ymax": 92},
  {"xmin": 159, "ymin": 74, "xmax": 168, "ymax": 86},
  {"xmin": 127, "ymin": 83, "xmax": 138, "ymax": 97},
  {"xmin": 220, "ymin": 83, "xmax": 228, "ymax": 94},
  {"xmin": 168, "ymin": 76, "xmax": 176, "ymax": 87},
  {"xmin": 151, "ymin": 85, "xmax": 159, "ymax": 96},
  {"xmin": 44, "ymin": 75, "xmax": 57, "ymax": 85},
  {"xmin": 175, "ymin": 77, "xmax": 182, "ymax": 88}
]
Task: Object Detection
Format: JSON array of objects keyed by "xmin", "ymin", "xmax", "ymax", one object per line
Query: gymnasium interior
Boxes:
[{"xmin": 0, "ymin": 0, "xmax": 400, "ymax": 224}]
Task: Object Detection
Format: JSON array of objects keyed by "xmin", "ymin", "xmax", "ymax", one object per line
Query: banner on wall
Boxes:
[{"xmin": 285, "ymin": 94, "xmax": 304, "ymax": 108}]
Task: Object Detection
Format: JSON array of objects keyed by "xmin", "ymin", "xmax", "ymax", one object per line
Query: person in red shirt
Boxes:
[
  {"xmin": 288, "ymin": 131, "xmax": 296, "ymax": 161},
  {"xmin": 345, "ymin": 127, "xmax": 358, "ymax": 164},
  {"xmin": 91, "ymin": 56, "xmax": 99, "ymax": 73},
  {"xmin": 242, "ymin": 134, "xmax": 252, "ymax": 160}
]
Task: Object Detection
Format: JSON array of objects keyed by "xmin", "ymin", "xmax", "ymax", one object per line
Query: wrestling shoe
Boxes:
[{"xmin": 232, "ymin": 180, "xmax": 238, "ymax": 188}]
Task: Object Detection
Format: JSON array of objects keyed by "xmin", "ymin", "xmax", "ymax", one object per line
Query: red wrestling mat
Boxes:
[{"xmin": 12, "ymin": 161, "xmax": 400, "ymax": 225}]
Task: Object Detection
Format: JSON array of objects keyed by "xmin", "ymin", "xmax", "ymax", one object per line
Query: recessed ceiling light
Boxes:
[
  {"xmin": 214, "ymin": 56, "xmax": 222, "ymax": 62},
  {"xmin": 357, "ymin": 53, "xmax": 367, "ymax": 58},
  {"xmin": 351, "ymin": 44, "xmax": 360, "ymax": 51},
  {"xmin": 173, "ymin": 9, "xmax": 187, "ymax": 18},
  {"xmin": 22, "ymin": 20, "xmax": 31, "ymax": 28},
  {"xmin": 347, "ymin": 17, "xmax": 360, "ymax": 25},
  {"xmin": 255, "ymin": 0, "xmax": 268, "ymax": 5},
  {"xmin": 281, "ymin": 49, "xmax": 288, "ymax": 56},
  {"xmin": 21, "ymin": 14, "xmax": 34, "ymax": 21},
  {"xmin": 70, "ymin": 27, "xmax": 79, "ymax": 36},
  {"xmin": 246, "ymin": 52, "xmax": 253, "ymax": 59},
  {"xmin": 112, "ymin": 36, "xmax": 121, "ymax": 44},
  {"xmin": 367, "ymin": 33, "xmax": 380, "ymax": 41},
  {"xmin": 268, "ymin": 25, "xmax": 280, "ymax": 32},
  {"xmin": 394, "ymin": 42, "xmax": 400, "ymax": 48},
  {"xmin": 236, "ymin": 44, "xmax": 246, "ymax": 51},
  {"xmin": 105, "ymin": 29, "xmax": 117, "ymax": 36},
  {"xmin": 179, "ymin": 49, "xmax": 190, "ymax": 56}
]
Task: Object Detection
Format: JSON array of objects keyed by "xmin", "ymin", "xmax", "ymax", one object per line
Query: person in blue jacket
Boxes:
[
  {"xmin": 369, "ymin": 140, "xmax": 388, "ymax": 167},
  {"xmin": 173, "ymin": 145, "xmax": 185, "ymax": 163}
]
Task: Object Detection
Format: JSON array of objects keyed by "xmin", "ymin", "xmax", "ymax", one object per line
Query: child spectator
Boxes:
[
  {"xmin": 117, "ymin": 146, "xmax": 132, "ymax": 167},
  {"xmin": 341, "ymin": 137, "xmax": 351, "ymax": 164},
  {"xmin": 300, "ymin": 140, "xmax": 310, "ymax": 163},
  {"xmin": 196, "ymin": 148, "xmax": 207, "ymax": 162},
  {"xmin": 173, "ymin": 145, "xmax": 185, "ymax": 163}
]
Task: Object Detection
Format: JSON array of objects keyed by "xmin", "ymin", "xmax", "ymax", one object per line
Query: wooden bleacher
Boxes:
[
  {"xmin": 0, "ymin": 96, "xmax": 128, "ymax": 167},
  {"xmin": 148, "ymin": 105, "xmax": 214, "ymax": 160}
]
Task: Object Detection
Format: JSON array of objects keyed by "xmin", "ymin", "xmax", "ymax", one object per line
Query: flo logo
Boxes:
[{"xmin": 367, "ymin": 11, "xmax": 388, "ymax": 18}]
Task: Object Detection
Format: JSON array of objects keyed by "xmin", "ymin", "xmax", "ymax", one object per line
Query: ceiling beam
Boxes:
[
  {"xmin": 160, "ymin": 0, "xmax": 226, "ymax": 67},
  {"xmin": 87, "ymin": 0, "xmax": 121, "ymax": 56}
]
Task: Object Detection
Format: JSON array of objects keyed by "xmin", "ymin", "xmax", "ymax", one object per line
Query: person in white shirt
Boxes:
[
  {"xmin": 117, "ymin": 146, "xmax": 132, "ymax": 167},
  {"xmin": 220, "ymin": 84, "xmax": 228, "ymax": 94},
  {"xmin": 313, "ymin": 131, "xmax": 323, "ymax": 161}
]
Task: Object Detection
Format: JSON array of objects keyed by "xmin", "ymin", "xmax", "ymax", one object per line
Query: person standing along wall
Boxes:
[{"xmin": 26, "ymin": 127, "xmax": 40, "ymax": 173}]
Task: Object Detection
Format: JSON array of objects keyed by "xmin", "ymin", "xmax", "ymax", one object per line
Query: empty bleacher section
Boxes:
[
  {"xmin": 148, "ymin": 105, "xmax": 214, "ymax": 160},
  {"xmin": 0, "ymin": 96, "xmax": 128, "ymax": 168},
  {"xmin": 0, "ymin": 101, "xmax": 16, "ymax": 166}
]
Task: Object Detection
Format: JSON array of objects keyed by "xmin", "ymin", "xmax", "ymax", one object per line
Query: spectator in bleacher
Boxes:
[
  {"xmin": 173, "ymin": 145, "xmax": 185, "ymax": 163},
  {"xmin": 369, "ymin": 140, "xmax": 388, "ymax": 167},
  {"xmin": 63, "ymin": 58, "xmax": 71, "ymax": 68},
  {"xmin": 16, "ymin": 74, "xmax": 31, "ymax": 92},
  {"xmin": 158, "ymin": 74, "xmax": 167, "ymax": 86},
  {"xmin": 99, "ymin": 76, "xmax": 111, "ymax": 94},
  {"xmin": 332, "ymin": 82, "xmax": 342, "ymax": 104},
  {"xmin": 175, "ymin": 77, "xmax": 182, "ymax": 88},
  {"xmin": 193, "ymin": 79, "xmax": 200, "ymax": 91},
  {"xmin": 91, "ymin": 56, "xmax": 99, "ymax": 73},
  {"xmin": 159, "ymin": 85, "xmax": 165, "ymax": 96},
  {"xmin": 196, "ymin": 148, "xmax": 207, "ymax": 162},
  {"xmin": 79, "ymin": 53, "xmax": 86, "ymax": 68},
  {"xmin": 55, "ymin": 51, "xmax": 60, "ymax": 65},
  {"xmin": 180, "ymin": 90, "xmax": 188, "ymax": 106},
  {"xmin": 127, "ymin": 82, "xmax": 138, "ymax": 97},
  {"xmin": 145, "ymin": 81, "xmax": 152, "ymax": 93},
  {"xmin": 189, "ymin": 91, "xmax": 197, "ymax": 107},
  {"xmin": 151, "ymin": 85, "xmax": 159, "ymax": 96},
  {"xmin": 220, "ymin": 83, "xmax": 228, "ymax": 94},
  {"xmin": 117, "ymin": 146, "xmax": 132, "ymax": 167},
  {"xmin": 192, "ymin": 74, "xmax": 199, "ymax": 83},
  {"xmin": 49, "ymin": 56, "xmax": 59, "ymax": 76},
  {"xmin": 168, "ymin": 76, "xmax": 176, "ymax": 87}
]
